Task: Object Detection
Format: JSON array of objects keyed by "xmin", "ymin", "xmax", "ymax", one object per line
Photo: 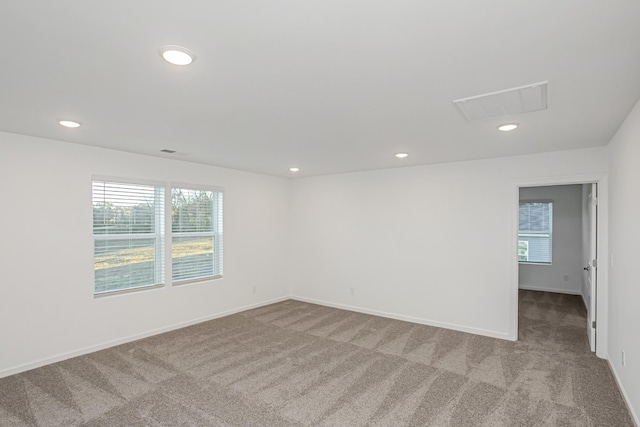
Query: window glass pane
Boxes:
[
  {"xmin": 94, "ymin": 238, "xmax": 157, "ymax": 293},
  {"xmin": 93, "ymin": 180, "xmax": 164, "ymax": 294},
  {"xmin": 519, "ymin": 202, "xmax": 551, "ymax": 233},
  {"xmin": 93, "ymin": 182, "xmax": 158, "ymax": 234},
  {"xmin": 171, "ymin": 188, "xmax": 223, "ymax": 283},
  {"xmin": 518, "ymin": 241, "xmax": 529, "ymax": 262},
  {"xmin": 172, "ymin": 189, "xmax": 213, "ymax": 233},
  {"xmin": 518, "ymin": 202, "xmax": 552, "ymax": 264},
  {"xmin": 172, "ymin": 236, "xmax": 214, "ymax": 280}
]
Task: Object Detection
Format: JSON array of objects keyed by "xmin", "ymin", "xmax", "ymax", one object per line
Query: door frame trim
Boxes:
[{"xmin": 510, "ymin": 173, "xmax": 608, "ymax": 358}]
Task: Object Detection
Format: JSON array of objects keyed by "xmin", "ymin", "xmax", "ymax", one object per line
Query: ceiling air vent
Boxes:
[{"xmin": 453, "ymin": 81, "xmax": 548, "ymax": 121}]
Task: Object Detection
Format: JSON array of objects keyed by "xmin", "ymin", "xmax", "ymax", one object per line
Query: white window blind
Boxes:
[
  {"xmin": 518, "ymin": 201, "xmax": 553, "ymax": 264},
  {"xmin": 93, "ymin": 180, "xmax": 165, "ymax": 294},
  {"xmin": 171, "ymin": 187, "xmax": 223, "ymax": 283}
]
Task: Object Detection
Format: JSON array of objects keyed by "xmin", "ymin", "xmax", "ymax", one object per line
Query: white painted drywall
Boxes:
[
  {"xmin": 290, "ymin": 148, "xmax": 608, "ymax": 340},
  {"xmin": 0, "ymin": 132, "xmax": 291, "ymax": 377},
  {"xmin": 608, "ymin": 99, "xmax": 640, "ymax": 425},
  {"xmin": 518, "ymin": 185, "xmax": 583, "ymax": 295}
]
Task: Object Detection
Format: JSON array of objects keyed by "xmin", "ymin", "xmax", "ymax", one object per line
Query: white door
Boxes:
[{"xmin": 585, "ymin": 183, "xmax": 598, "ymax": 351}]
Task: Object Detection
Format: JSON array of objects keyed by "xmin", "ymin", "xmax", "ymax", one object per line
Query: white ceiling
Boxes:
[{"xmin": 1, "ymin": 0, "xmax": 640, "ymax": 178}]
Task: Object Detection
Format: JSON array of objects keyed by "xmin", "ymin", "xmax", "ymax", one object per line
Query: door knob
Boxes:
[{"xmin": 583, "ymin": 266, "xmax": 590, "ymax": 271}]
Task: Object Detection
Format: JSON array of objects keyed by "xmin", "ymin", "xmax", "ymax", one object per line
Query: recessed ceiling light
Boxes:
[
  {"xmin": 395, "ymin": 153, "xmax": 409, "ymax": 158},
  {"xmin": 160, "ymin": 45, "xmax": 195, "ymax": 65},
  {"xmin": 58, "ymin": 120, "xmax": 81, "ymax": 128},
  {"xmin": 289, "ymin": 167, "xmax": 300, "ymax": 172},
  {"xmin": 498, "ymin": 123, "xmax": 519, "ymax": 132}
]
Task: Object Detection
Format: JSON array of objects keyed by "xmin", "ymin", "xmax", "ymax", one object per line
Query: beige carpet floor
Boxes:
[{"xmin": 0, "ymin": 290, "xmax": 634, "ymax": 426}]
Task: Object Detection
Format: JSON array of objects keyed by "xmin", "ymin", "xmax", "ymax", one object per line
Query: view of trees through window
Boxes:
[
  {"xmin": 93, "ymin": 181, "xmax": 222, "ymax": 294},
  {"xmin": 93, "ymin": 182, "xmax": 163, "ymax": 293},
  {"xmin": 171, "ymin": 188, "xmax": 221, "ymax": 283},
  {"xmin": 518, "ymin": 240, "xmax": 529, "ymax": 262}
]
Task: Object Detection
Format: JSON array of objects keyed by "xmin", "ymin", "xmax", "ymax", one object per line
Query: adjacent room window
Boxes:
[
  {"xmin": 518, "ymin": 201, "xmax": 553, "ymax": 264},
  {"xmin": 93, "ymin": 180, "xmax": 165, "ymax": 294},
  {"xmin": 172, "ymin": 187, "xmax": 223, "ymax": 283}
]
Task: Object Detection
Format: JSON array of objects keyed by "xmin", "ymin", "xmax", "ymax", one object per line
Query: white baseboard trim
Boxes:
[
  {"xmin": 290, "ymin": 295, "xmax": 511, "ymax": 341},
  {"xmin": 0, "ymin": 296, "xmax": 289, "ymax": 379},
  {"xmin": 608, "ymin": 359, "xmax": 639, "ymax": 427},
  {"xmin": 518, "ymin": 285, "xmax": 581, "ymax": 295}
]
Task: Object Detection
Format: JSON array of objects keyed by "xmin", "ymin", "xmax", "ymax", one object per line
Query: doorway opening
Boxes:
[{"xmin": 512, "ymin": 175, "xmax": 607, "ymax": 358}]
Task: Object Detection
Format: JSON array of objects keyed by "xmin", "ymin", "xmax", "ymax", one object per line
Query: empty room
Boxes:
[{"xmin": 1, "ymin": 1, "xmax": 639, "ymax": 426}]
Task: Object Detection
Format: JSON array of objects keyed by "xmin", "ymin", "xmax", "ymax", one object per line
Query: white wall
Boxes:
[
  {"xmin": 0, "ymin": 132, "xmax": 291, "ymax": 377},
  {"xmin": 518, "ymin": 185, "xmax": 583, "ymax": 295},
  {"xmin": 290, "ymin": 148, "xmax": 607, "ymax": 340},
  {"xmin": 608, "ymin": 99, "xmax": 640, "ymax": 424}
]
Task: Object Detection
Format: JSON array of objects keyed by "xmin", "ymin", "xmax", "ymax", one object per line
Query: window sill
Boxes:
[
  {"xmin": 94, "ymin": 283, "xmax": 165, "ymax": 298},
  {"xmin": 172, "ymin": 275, "xmax": 223, "ymax": 286},
  {"xmin": 518, "ymin": 262, "xmax": 552, "ymax": 266}
]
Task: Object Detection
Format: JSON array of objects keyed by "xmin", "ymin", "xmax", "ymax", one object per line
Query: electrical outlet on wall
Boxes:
[
  {"xmin": 252, "ymin": 285, "xmax": 257, "ymax": 294},
  {"xmin": 350, "ymin": 287, "xmax": 355, "ymax": 296},
  {"xmin": 563, "ymin": 275, "xmax": 569, "ymax": 281},
  {"xmin": 622, "ymin": 350, "xmax": 626, "ymax": 367}
]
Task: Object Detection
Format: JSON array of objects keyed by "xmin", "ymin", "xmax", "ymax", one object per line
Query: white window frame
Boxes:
[
  {"xmin": 93, "ymin": 178, "xmax": 224, "ymax": 297},
  {"xmin": 92, "ymin": 177, "xmax": 166, "ymax": 296},
  {"xmin": 170, "ymin": 184, "xmax": 224, "ymax": 285}
]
